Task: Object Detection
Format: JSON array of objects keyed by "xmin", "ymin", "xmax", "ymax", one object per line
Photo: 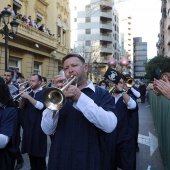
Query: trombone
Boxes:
[{"xmin": 42, "ymin": 75, "xmax": 77, "ymax": 111}]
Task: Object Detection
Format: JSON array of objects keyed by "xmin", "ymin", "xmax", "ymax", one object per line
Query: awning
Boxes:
[
  {"xmin": 13, "ymin": 0, "xmax": 22, "ymax": 8},
  {"xmin": 37, "ymin": 12, "xmax": 43, "ymax": 20}
]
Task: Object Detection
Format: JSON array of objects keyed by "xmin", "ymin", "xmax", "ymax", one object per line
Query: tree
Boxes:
[{"xmin": 145, "ymin": 55, "xmax": 170, "ymax": 80}]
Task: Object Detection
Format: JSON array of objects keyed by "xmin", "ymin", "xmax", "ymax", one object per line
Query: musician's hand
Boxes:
[
  {"xmin": 54, "ymin": 75, "xmax": 66, "ymax": 88},
  {"xmin": 20, "ymin": 91, "xmax": 29, "ymax": 99},
  {"xmin": 64, "ymin": 85, "xmax": 81, "ymax": 102}
]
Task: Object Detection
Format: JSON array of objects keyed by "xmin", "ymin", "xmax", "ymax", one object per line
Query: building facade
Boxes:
[
  {"xmin": 0, "ymin": 0, "xmax": 71, "ymax": 80},
  {"xmin": 133, "ymin": 37, "xmax": 147, "ymax": 79},
  {"xmin": 70, "ymin": 0, "xmax": 120, "ymax": 82},
  {"xmin": 117, "ymin": 7, "xmax": 133, "ymax": 77},
  {"xmin": 157, "ymin": 0, "xmax": 170, "ymax": 57}
]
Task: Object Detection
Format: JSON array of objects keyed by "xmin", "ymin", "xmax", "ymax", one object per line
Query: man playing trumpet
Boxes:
[
  {"xmin": 41, "ymin": 53, "xmax": 117, "ymax": 170},
  {"xmin": 19, "ymin": 74, "xmax": 47, "ymax": 170},
  {"xmin": 104, "ymin": 68, "xmax": 137, "ymax": 170}
]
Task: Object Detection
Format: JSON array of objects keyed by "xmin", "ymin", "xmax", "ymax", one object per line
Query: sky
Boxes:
[{"xmin": 115, "ymin": 0, "xmax": 162, "ymax": 59}]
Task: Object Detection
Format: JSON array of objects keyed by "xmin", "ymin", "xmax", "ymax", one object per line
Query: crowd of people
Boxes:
[
  {"xmin": 2, "ymin": 4, "xmax": 54, "ymax": 37},
  {"xmin": 3, "ymin": 53, "xmax": 170, "ymax": 170},
  {"xmin": 0, "ymin": 53, "xmax": 144, "ymax": 170}
]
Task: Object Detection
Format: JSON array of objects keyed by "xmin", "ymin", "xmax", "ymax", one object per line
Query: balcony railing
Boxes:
[{"xmin": 17, "ymin": 20, "xmax": 56, "ymax": 48}]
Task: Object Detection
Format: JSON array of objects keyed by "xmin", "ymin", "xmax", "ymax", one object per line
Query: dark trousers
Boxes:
[
  {"xmin": 141, "ymin": 95, "xmax": 145, "ymax": 103},
  {"xmin": 29, "ymin": 155, "xmax": 47, "ymax": 170},
  {"xmin": 15, "ymin": 124, "xmax": 24, "ymax": 164},
  {"xmin": 114, "ymin": 138, "xmax": 136, "ymax": 170}
]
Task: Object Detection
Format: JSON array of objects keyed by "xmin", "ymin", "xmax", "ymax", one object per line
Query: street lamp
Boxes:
[{"xmin": 0, "ymin": 8, "xmax": 19, "ymax": 70}]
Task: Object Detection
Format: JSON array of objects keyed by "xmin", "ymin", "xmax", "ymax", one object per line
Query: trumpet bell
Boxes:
[
  {"xmin": 42, "ymin": 76, "xmax": 77, "ymax": 111},
  {"xmin": 126, "ymin": 78, "xmax": 133, "ymax": 88},
  {"xmin": 42, "ymin": 88, "xmax": 65, "ymax": 111}
]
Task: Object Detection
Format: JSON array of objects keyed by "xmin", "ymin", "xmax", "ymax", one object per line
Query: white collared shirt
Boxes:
[
  {"xmin": 41, "ymin": 81, "xmax": 117, "ymax": 134},
  {"xmin": 114, "ymin": 93, "xmax": 136, "ymax": 110},
  {"xmin": 33, "ymin": 87, "xmax": 44, "ymax": 110}
]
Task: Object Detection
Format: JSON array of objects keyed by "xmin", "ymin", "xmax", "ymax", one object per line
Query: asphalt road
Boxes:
[{"xmin": 18, "ymin": 101, "xmax": 164, "ymax": 170}]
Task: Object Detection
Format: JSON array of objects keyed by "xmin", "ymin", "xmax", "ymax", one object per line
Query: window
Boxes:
[
  {"xmin": 37, "ymin": 12, "xmax": 43, "ymax": 24},
  {"xmin": 62, "ymin": 22, "xmax": 67, "ymax": 46},
  {"xmin": 34, "ymin": 62, "xmax": 42, "ymax": 75},
  {"xmin": 9, "ymin": 57, "xmax": 21, "ymax": 70},
  {"xmin": 85, "ymin": 40, "xmax": 91, "ymax": 46},
  {"xmin": 13, "ymin": 0, "xmax": 22, "ymax": 15},
  {"xmin": 85, "ymin": 17, "xmax": 91, "ymax": 23},
  {"xmin": 57, "ymin": 18, "xmax": 61, "ymax": 44},
  {"xmin": 63, "ymin": 29, "xmax": 66, "ymax": 45},
  {"xmin": 85, "ymin": 29, "xmax": 91, "ymax": 34}
]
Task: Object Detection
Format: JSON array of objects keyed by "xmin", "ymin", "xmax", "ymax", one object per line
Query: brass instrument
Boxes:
[
  {"xmin": 42, "ymin": 76, "xmax": 77, "ymax": 111},
  {"xmin": 13, "ymin": 80, "xmax": 51, "ymax": 102},
  {"xmin": 13, "ymin": 86, "xmax": 32, "ymax": 101},
  {"xmin": 42, "ymin": 80, "xmax": 51, "ymax": 89},
  {"xmin": 18, "ymin": 81, "xmax": 29, "ymax": 88},
  {"xmin": 125, "ymin": 78, "xmax": 133, "ymax": 88},
  {"xmin": 109, "ymin": 85, "xmax": 116, "ymax": 94}
]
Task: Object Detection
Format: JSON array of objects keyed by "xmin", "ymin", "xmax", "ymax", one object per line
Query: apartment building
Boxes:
[
  {"xmin": 119, "ymin": 15, "xmax": 133, "ymax": 77},
  {"xmin": 70, "ymin": 0, "xmax": 120, "ymax": 81},
  {"xmin": 157, "ymin": 0, "xmax": 170, "ymax": 57},
  {"xmin": 0, "ymin": 0, "xmax": 70, "ymax": 79},
  {"xmin": 133, "ymin": 37, "xmax": 147, "ymax": 79}
]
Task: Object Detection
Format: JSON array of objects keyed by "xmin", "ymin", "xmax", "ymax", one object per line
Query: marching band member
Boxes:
[
  {"xmin": 104, "ymin": 68, "xmax": 137, "ymax": 170},
  {"xmin": 125, "ymin": 79, "xmax": 141, "ymax": 153},
  {"xmin": 0, "ymin": 77, "xmax": 18, "ymax": 170},
  {"xmin": 41, "ymin": 53, "xmax": 117, "ymax": 170},
  {"xmin": 3, "ymin": 69, "xmax": 19, "ymax": 96},
  {"xmin": 19, "ymin": 74, "xmax": 47, "ymax": 170},
  {"xmin": 3, "ymin": 69, "xmax": 24, "ymax": 170}
]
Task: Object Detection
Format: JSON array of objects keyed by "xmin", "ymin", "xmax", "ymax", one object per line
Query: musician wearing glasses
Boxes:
[
  {"xmin": 19, "ymin": 74, "xmax": 47, "ymax": 170},
  {"xmin": 0, "ymin": 77, "xmax": 18, "ymax": 170},
  {"xmin": 41, "ymin": 53, "xmax": 117, "ymax": 170},
  {"xmin": 104, "ymin": 68, "xmax": 137, "ymax": 170}
]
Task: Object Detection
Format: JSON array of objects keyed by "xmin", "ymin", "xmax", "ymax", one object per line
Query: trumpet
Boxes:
[
  {"xmin": 42, "ymin": 75, "xmax": 77, "ymax": 111},
  {"xmin": 125, "ymin": 78, "xmax": 133, "ymax": 88},
  {"xmin": 109, "ymin": 85, "xmax": 116, "ymax": 94},
  {"xmin": 18, "ymin": 81, "xmax": 29, "ymax": 88},
  {"xmin": 13, "ymin": 86, "xmax": 32, "ymax": 101}
]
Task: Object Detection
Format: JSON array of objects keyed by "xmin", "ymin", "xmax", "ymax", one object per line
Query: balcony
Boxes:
[
  {"xmin": 13, "ymin": 19, "xmax": 69, "ymax": 55},
  {"xmin": 100, "ymin": 35, "xmax": 112, "ymax": 42},
  {"xmin": 100, "ymin": 0, "xmax": 112, "ymax": 9},
  {"xmin": 100, "ymin": 12, "xmax": 112, "ymax": 20},
  {"xmin": 17, "ymin": 20, "xmax": 56, "ymax": 48},
  {"xmin": 99, "ymin": 22, "xmax": 112, "ymax": 30},
  {"xmin": 100, "ymin": 46, "xmax": 113, "ymax": 53}
]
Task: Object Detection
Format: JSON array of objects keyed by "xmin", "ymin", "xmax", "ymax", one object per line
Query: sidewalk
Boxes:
[{"xmin": 136, "ymin": 102, "xmax": 164, "ymax": 170}]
